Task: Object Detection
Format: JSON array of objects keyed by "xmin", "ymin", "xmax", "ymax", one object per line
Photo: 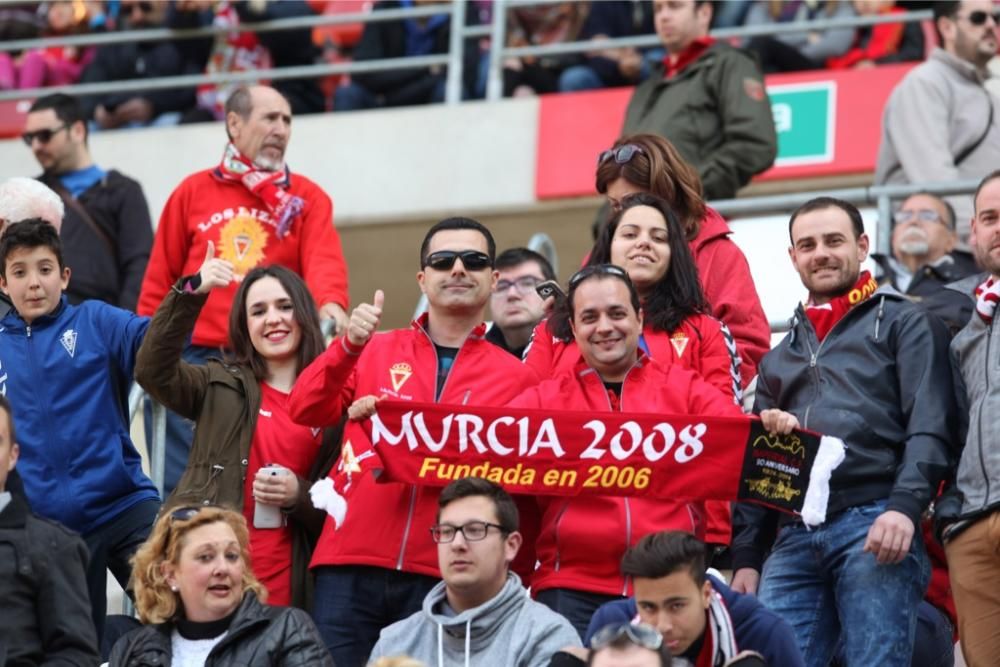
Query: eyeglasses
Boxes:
[
  {"xmin": 590, "ymin": 622, "xmax": 664, "ymax": 651},
  {"xmin": 424, "ymin": 250, "xmax": 492, "ymax": 272},
  {"xmin": 598, "ymin": 144, "xmax": 644, "ymax": 167},
  {"xmin": 21, "ymin": 125, "xmax": 67, "ymax": 146},
  {"xmin": 893, "ymin": 209, "xmax": 950, "ymax": 227},
  {"xmin": 568, "ymin": 263, "xmax": 629, "ymax": 289},
  {"xmin": 493, "ymin": 275, "xmax": 542, "ymax": 295},
  {"xmin": 959, "ymin": 9, "xmax": 1000, "ymax": 26},
  {"xmin": 430, "ymin": 520, "xmax": 506, "ymax": 543}
]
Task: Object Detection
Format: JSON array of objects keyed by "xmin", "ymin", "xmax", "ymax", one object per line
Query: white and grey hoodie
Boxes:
[{"xmin": 369, "ymin": 572, "xmax": 581, "ymax": 667}]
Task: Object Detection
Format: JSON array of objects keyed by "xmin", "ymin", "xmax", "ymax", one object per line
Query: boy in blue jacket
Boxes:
[
  {"xmin": 0, "ymin": 219, "xmax": 159, "ymax": 645},
  {"xmin": 584, "ymin": 531, "xmax": 803, "ymax": 667}
]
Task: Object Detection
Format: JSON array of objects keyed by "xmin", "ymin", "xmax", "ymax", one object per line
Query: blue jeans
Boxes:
[
  {"xmin": 759, "ymin": 500, "xmax": 930, "ymax": 667},
  {"xmin": 143, "ymin": 343, "xmax": 222, "ymax": 496},
  {"xmin": 312, "ymin": 564, "xmax": 438, "ymax": 667},
  {"xmin": 536, "ymin": 587, "xmax": 623, "ymax": 642}
]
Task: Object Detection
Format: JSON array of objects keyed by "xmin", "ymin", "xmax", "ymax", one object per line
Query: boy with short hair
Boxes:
[
  {"xmin": 0, "ymin": 219, "xmax": 159, "ymax": 643},
  {"xmin": 0, "ymin": 393, "xmax": 100, "ymax": 665}
]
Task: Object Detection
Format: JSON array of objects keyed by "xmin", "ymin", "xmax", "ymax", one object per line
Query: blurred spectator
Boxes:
[
  {"xmin": 171, "ymin": 0, "xmax": 325, "ymax": 122},
  {"xmin": 622, "ymin": 0, "xmax": 777, "ymax": 201},
  {"xmin": 713, "ymin": 0, "xmax": 754, "ymax": 28},
  {"xmin": 0, "ymin": 1, "xmax": 102, "ymax": 90},
  {"xmin": 875, "ymin": 0, "xmax": 1000, "ymax": 244},
  {"xmin": 0, "ymin": 393, "xmax": 101, "ymax": 667},
  {"xmin": 745, "ymin": 1, "xmax": 857, "ymax": 73},
  {"xmin": 487, "ymin": 247, "xmax": 556, "ymax": 359},
  {"xmin": 24, "ymin": 93, "xmax": 153, "ymax": 310},
  {"xmin": 0, "ymin": 176, "xmax": 64, "ymax": 233},
  {"xmin": 873, "ymin": 192, "xmax": 978, "ymax": 334},
  {"xmin": 825, "ymin": 1, "xmax": 924, "ymax": 69},
  {"xmin": 503, "ymin": 2, "xmax": 587, "ymax": 97},
  {"xmin": 0, "ymin": 3, "xmax": 45, "ymax": 43},
  {"xmin": 558, "ymin": 1, "xmax": 656, "ymax": 93},
  {"xmin": 79, "ymin": 0, "xmax": 208, "ymax": 129},
  {"xmin": 333, "ymin": 0, "xmax": 479, "ymax": 111}
]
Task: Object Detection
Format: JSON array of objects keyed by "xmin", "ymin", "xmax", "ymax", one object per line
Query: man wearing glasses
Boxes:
[
  {"xmin": 22, "ymin": 93, "xmax": 153, "ymax": 311},
  {"xmin": 873, "ymin": 192, "xmax": 978, "ymax": 333},
  {"xmin": 369, "ymin": 477, "xmax": 580, "ymax": 666},
  {"xmin": 487, "ymin": 247, "xmax": 557, "ymax": 359},
  {"xmin": 289, "ymin": 217, "xmax": 539, "ymax": 666},
  {"xmin": 876, "ymin": 0, "xmax": 1000, "ymax": 244}
]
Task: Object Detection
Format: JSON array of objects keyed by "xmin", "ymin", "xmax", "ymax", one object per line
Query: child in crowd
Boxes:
[
  {"xmin": 0, "ymin": 392, "xmax": 101, "ymax": 665},
  {"xmin": 0, "ymin": 219, "xmax": 159, "ymax": 645}
]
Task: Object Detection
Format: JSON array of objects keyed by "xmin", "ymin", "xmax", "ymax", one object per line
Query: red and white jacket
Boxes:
[
  {"xmin": 288, "ymin": 315, "xmax": 539, "ymax": 578},
  {"xmin": 507, "ymin": 355, "xmax": 742, "ymax": 597},
  {"xmin": 138, "ymin": 169, "xmax": 349, "ymax": 348}
]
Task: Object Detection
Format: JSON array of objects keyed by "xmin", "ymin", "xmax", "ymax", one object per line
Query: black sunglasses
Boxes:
[
  {"xmin": 568, "ymin": 263, "xmax": 629, "ymax": 288},
  {"xmin": 962, "ymin": 9, "xmax": 1000, "ymax": 25},
  {"xmin": 598, "ymin": 144, "xmax": 644, "ymax": 167},
  {"xmin": 424, "ymin": 250, "xmax": 492, "ymax": 272},
  {"xmin": 591, "ymin": 622, "xmax": 664, "ymax": 651},
  {"xmin": 21, "ymin": 125, "xmax": 67, "ymax": 146}
]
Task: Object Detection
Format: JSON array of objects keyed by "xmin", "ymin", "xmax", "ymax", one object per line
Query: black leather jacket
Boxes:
[
  {"xmin": 732, "ymin": 287, "xmax": 960, "ymax": 572},
  {"xmin": 108, "ymin": 592, "xmax": 334, "ymax": 666}
]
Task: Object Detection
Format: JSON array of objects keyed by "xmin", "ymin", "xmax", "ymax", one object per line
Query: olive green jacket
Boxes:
[
  {"xmin": 134, "ymin": 283, "xmax": 342, "ymax": 610},
  {"xmin": 623, "ymin": 42, "xmax": 777, "ymax": 200}
]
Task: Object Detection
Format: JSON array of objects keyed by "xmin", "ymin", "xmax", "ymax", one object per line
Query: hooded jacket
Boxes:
[
  {"xmin": 507, "ymin": 356, "xmax": 742, "ymax": 596},
  {"xmin": 0, "ymin": 297, "xmax": 158, "ymax": 534},
  {"xmin": 370, "ymin": 572, "xmax": 581, "ymax": 667},
  {"xmin": 731, "ymin": 286, "xmax": 959, "ymax": 572},
  {"xmin": 288, "ymin": 315, "xmax": 539, "ymax": 577},
  {"xmin": 108, "ymin": 591, "xmax": 333, "ymax": 667}
]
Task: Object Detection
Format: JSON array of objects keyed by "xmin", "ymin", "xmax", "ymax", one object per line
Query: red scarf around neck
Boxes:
[
  {"xmin": 975, "ymin": 276, "xmax": 1000, "ymax": 324},
  {"xmin": 217, "ymin": 143, "xmax": 303, "ymax": 238},
  {"xmin": 664, "ymin": 36, "xmax": 715, "ymax": 78},
  {"xmin": 804, "ymin": 271, "xmax": 877, "ymax": 342}
]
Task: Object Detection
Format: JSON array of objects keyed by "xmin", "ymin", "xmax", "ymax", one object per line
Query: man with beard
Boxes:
[
  {"xmin": 137, "ymin": 84, "xmax": 349, "ymax": 494},
  {"xmin": 873, "ymin": 192, "xmax": 979, "ymax": 333},
  {"xmin": 876, "ymin": 0, "xmax": 1000, "ymax": 243},
  {"xmin": 729, "ymin": 197, "xmax": 958, "ymax": 667},
  {"xmin": 936, "ymin": 171, "xmax": 1000, "ymax": 667}
]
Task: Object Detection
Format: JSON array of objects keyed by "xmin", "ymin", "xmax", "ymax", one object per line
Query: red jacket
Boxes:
[
  {"xmin": 692, "ymin": 207, "xmax": 770, "ymax": 385},
  {"xmin": 288, "ymin": 315, "xmax": 539, "ymax": 578},
  {"xmin": 507, "ymin": 356, "xmax": 743, "ymax": 597},
  {"xmin": 137, "ymin": 169, "xmax": 349, "ymax": 348}
]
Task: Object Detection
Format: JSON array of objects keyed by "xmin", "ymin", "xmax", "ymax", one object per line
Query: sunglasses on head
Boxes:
[
  {"xmin": 590, "ymin": 622, "xmax": 664, "ymax": 651},
  {"xmin": 962, "ymin": 9, "xmax": 1000, "ymax": 25},
  {"xmin": 21, "ymin": 125, "xmax": 67, "ymax": 146},
  {"xmin": 568, "ymin": 263, "xmax": 629, "ymax": 289},
  {"xmin": 598, "ymin": 144, "xmax": 644, "ymax": 167},
  {"xmin": 424, "ymin": 250, "xmax": 492, "ymax": 272}
]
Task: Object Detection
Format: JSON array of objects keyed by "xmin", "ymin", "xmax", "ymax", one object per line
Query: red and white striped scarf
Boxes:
[
  {"xmin": 217, "ymin": 143, "xmax": 303, "ymax": 238},
  {"xmin": 975, "ymin": 276, "xmax": 1000, "ymax": 324}
]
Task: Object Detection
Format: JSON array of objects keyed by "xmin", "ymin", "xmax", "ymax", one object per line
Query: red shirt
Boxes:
[
  {"xmin": 664, "ymin": 36, "xmax": 716, "ymax": 79},
  {"xmin": 242, "ymin": 383, "xmax": 322, "ymax": 606}
]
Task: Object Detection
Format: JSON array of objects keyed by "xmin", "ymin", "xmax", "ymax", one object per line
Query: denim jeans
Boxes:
[
  {"xmin": 759, "ymin": 500, "xmax": 930, "ymax": 667},
  {"xmin": 536, "ymin": 587, "xmax": 623, "ymax": 642},
  {"xmin": 312, "ymin": 564, "xmax": 438, "ymax": 667}
]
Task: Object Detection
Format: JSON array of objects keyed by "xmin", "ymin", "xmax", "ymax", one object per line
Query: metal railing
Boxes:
[{"xmin": 0, "ymin": 2, "xmax": 934, "ymax": 103}]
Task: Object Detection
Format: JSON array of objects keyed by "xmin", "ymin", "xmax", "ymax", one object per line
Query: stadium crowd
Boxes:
[{"xmin": 0, "ymin": 1, "xmax": 999, "ymax": 667}]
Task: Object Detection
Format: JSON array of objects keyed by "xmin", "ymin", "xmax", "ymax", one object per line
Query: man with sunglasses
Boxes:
[
  {"xmin": 873, "ymin": 192, "xmax": 978, "ymax": 334},
  {"xmin": 621, "ymin": 0, "xmax": 777, "ymax": 201},
  {"xmin": 488, "ymin": 247, "xmax": 557, "ymax": 359},
  {"xmin": 876, "ymin": 0, "xmax": 1000, "ymax": 244},
  {"xmin": 23, "ymin": 93, "xmax": 153, "ymax": 311},
  {"xmin": 370, "ymin": 477, "xmax": 579, "ymax": 666},
  {"xmin": 289, "ymin": 217, "xmax": 539, "ymax": 666}
]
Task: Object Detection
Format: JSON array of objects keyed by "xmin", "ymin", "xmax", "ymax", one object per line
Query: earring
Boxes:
[{"xmin": 170, "ymin": 585, "xmax": 178, "ymax": 592}]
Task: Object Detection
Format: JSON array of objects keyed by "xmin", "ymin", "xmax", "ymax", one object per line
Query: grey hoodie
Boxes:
[{"xmin": 369, "ymin": 573, "xmax": 581, "ymax": 667}]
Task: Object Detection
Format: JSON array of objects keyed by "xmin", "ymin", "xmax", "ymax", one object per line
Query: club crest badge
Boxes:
[
  {"xmin": 670, "ymin": 332, "xmax": 689, "ymax": 358},
  {"xmin": 390, "ymin": 362, "xmax": 413, "ymax": 392},
  {"xmin": 60, "ymin": 329, "xmax": 77, "ymax": 358},
  {"xmin": 218, "ymin": 215, "xmax": 268, "ymax": 277}
]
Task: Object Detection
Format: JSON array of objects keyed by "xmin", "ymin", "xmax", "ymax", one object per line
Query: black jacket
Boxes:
[
  {"xmin": 39, "ymin": 170, "xmax": 153, "ymax": 311},
  {"xmin": 872, "ymin": 250, "xmax": 978, "ymax": 336},
  {"xmin": 108, "ymin": 592, "xmax": 334, "ymax": 666},
  {"xmin": 0, "ymin": 494, "xmax": 100, "ymax": 666},
  {"xmin": 731, "ymin": 287, "xmax": 960, "ymax": 572}
]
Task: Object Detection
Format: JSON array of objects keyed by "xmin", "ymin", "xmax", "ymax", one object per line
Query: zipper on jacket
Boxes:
[
  {"xmin": 975, "ymin": 319, "xmax": 994, "ymax": 509},
  {"xmin": 621, "ymin": 499, "xmax": 633, "ymax": 596},
  {"xmin": 552, "ymin": 502, "xmax": 571, "ymax": 572}
]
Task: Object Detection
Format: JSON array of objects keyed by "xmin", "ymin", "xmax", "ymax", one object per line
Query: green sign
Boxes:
[{"xmin": 768, "ymin": 82, "xmax": 836, "ymax": 166}]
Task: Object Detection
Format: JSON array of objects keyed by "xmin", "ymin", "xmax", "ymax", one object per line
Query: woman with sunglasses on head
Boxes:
[
  {"xmin": 592, "ymin": 133, "xmax": 770, "ymax": 387},
  {"xmin": 134, "ymin": 245, "xmax": 341, "ymax": 611},
  {"xmin": 109, "ymin": 505, "xmax": 333, "ymax": 665}
]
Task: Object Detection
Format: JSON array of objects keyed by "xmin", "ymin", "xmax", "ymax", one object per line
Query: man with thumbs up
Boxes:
[
  {"xmin": 136, "ymin": 84, "xmax": 349, "ymax": 494},
  {"xmin": 290, "ymin": 217, "xmax": 539, "ymax": 667}
]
